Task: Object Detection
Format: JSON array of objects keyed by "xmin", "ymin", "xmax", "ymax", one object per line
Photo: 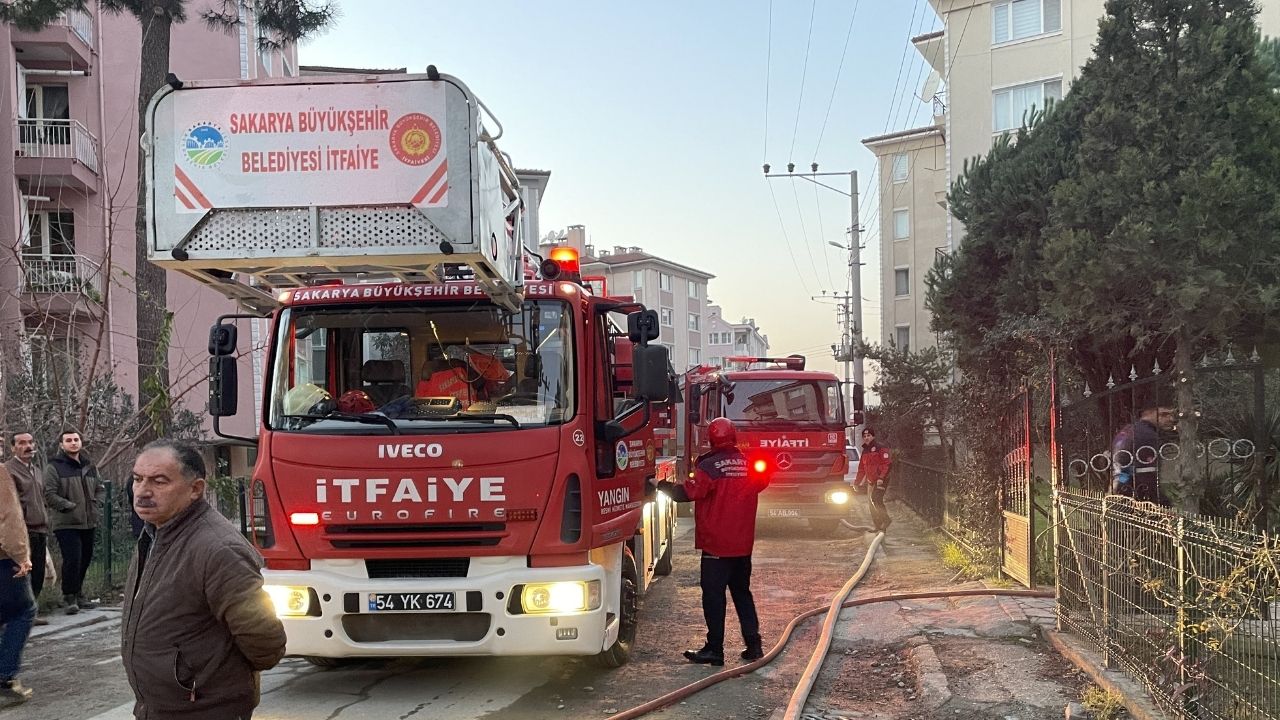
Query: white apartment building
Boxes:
[
  {"xmin": 865, "ymin": 0, "xmax": 1280, "ymax": 350},
  {"xmin": 705, "ymin": 305, "xmax": 770, "ymax": 368}
]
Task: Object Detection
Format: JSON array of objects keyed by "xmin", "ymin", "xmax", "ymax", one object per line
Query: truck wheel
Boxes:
[
  {"xmin": 303, "ymin": 656, "xmax": 348, "ymax": 668},
  {"xmin": 592, "ymin": 552, "xmax": 639, "ymax": 668},
  {"xmin": 808, "ymin": 518, "xmax": 842, "ymax": 534},
  {"xmin": 654, "ymin": 533, "xmax": 674, "ymax": 577}
]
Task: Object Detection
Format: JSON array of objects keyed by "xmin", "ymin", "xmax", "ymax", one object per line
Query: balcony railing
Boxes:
[
  {"xmin": 22, "ymin": 254, "xmax": 103, "ymax": 302},
  {"xmin": 60, "ymin": 8, "xmax": 94, "ymax": 45},
  {"xmin": 16, "ymin": 118, "xmax": 100, "ymax": 173}
]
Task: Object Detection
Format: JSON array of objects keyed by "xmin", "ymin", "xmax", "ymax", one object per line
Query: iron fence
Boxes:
[
  {"xmin": 889, "ymin": 459, "xmax": 946, "ymax": 528},
  {"xmin": 1056, "ymin": 488, "xmax": 1280, "ymax": 719}
]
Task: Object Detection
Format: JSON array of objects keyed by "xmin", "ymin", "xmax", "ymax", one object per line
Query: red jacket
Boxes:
[
  {"xmin": 854, "ymin": 442, "xmax": 893, "ymax": 488},
  {"xmin": 683, "ymin": 447, "xmax": 768, "ymax": 557}
]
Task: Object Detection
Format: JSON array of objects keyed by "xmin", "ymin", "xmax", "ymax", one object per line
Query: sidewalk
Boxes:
[
  {"xmin": 798, "ymin": 501, "xmax": 1169, "ymax": 720},
  {"xmin": 31, "ymin": 603, "xmax": 121, "ymax": 642}
]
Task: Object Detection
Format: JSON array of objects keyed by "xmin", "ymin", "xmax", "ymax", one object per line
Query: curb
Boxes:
[
  {"xmin": 1044, "ymin": 629, "xmax": 1170, "ymax": 720},
  {"xmin": 31, "ymin": 608, "xmax": 118, "ymax": 639}
]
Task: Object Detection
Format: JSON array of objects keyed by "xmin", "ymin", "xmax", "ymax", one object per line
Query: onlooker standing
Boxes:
[
  {"xmin": 42, "ymin": 429, "xmax": 104, "ymax": 614},
  {"xmin": 658, "ymin": 418, "xmax": 769, "ymax": 666},
  {"xmin": 123, "ymin": 440, "xmax": 285, "ymax": 719},
  {"xmin": 854, "ymin": 427, "xmax": 894, "ymax": 533},
  {"xmin": 1111, "ymin": 403, "xmax": 1175, "ymax": 505},
  {"xmin": 4, "ymin": 432, "xmax": 48, "ymax": 625},
  {"xmin": 0, "ymin": 465, "xmax": 35, "ymax": 703}
]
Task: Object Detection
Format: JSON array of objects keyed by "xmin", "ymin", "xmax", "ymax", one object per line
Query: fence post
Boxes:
[
  {"xmin": 1052, "ymin": 486, "xmax": 1062, "ymax": 632},
  {"xmin": 1253, "ymin": 363, "xmax": 1268, "ymax": 533},
  {"xmin": 1175, "ymin": 516, "xmax": 1188, "ymax": 689},
  {"xmin": 1101, "ymin": 494, "xmax": 1112, "ymax": 669},
  {"xmin": 104, "ymin": 479, "xmax": 114, "ymax": 589}
]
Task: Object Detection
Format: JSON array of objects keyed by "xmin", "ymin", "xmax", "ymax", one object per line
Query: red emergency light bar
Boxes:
[{"xmin": 727, "ymin": 355, "xmax": 806, "ymax": 370}]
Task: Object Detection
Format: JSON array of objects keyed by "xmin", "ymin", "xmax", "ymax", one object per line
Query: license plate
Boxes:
[
  {"xmin": 768, "ymin": 509, "xmax": 800, "ymax": 518},
  {"xmin": 367, "ymin": 592, "xmax": 455, "ymax": 612}
]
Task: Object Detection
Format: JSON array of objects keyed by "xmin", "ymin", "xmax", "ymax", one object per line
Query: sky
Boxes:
[{"xmin": 299, "ymin": 0, "xmax": 944, "ymax": 380}]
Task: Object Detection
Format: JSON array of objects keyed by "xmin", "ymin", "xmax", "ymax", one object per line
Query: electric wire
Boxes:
[
  {"xmin": 762, "ymin": 0, "xmax": 773, "ymax": 164},
  {"xmin": 789, "ymin": 177, "xmax": 823, "ymax": 288},
  {"xmin": 811, "ymin": 0, "xmax": 863, "ymax": 162},
  {"xmin": 766, "ymin": 179, "xmax": 814, "ymax": 296},
  {"xmin": 787, "ymin": 0, "xmax": 819, "ymax": 163}
]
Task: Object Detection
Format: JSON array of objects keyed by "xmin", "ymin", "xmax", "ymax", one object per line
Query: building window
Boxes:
[
  {"xmin": 660, "ymin": 273, "xmax": 672, "ymax": 292},
  {"xmin": 24, "ymin": 211, "xmax": 75, "ymax": 258},
  {"xmin": 894, "ymin": 268, "xmax": 910, "ymax": 297},
  {"xmin": 687, "ymin": 313, "xmax": 700, "ymax": 331},
  {"xmin": 993, "ymin": 79, "xmax": 1062, "ymax": 132},
  {"xmin": 690, "ymin": 349, "xmax": 701, "ymax": 365},
  {"xmin": 992, "ymin": 0, "xmax": 1061, "ymax": 45},
  {"xmin": 660, "ymin": 308, "xmax": 673, "ymax": 326},
  {"xmin": 256, "ymin": 18, "xmax": 272, "ymax": 77},
  {"xmin": 893, "ymin": 209, "xmax": 910, "ymax": 240},
  {"xmin": 891, "ymin": 153, "xmax": 909, "ymax": 183},
  {"xmin": 634, "ymin": 270, "xmax": 644, "ymax": 289},
  {"xmin": 688, "ymin": 281, "xmax": 699, "ymax": 299},
  {"xmin": 709, "ymin": 356, "xmax": 722, "ymax": 368},
  {"xmin": 895, "ymin": 325, "xmax": 911, "ymax": 353}
]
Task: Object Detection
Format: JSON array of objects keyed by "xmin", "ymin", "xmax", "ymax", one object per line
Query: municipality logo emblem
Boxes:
[{"xmin": 182, "ymin": 123, "xmax": 226, "ymax": 168}]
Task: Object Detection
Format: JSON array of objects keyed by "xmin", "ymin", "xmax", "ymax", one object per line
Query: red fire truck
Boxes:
[
  {"xmin": 667, "ymin": 356, "xmax": 856, "ymax": 533},
  {"xmin": 144, "ymin": 69, "xmax": 676, "ymax": 666}
]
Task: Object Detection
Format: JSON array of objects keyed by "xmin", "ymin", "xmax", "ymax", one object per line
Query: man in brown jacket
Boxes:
[
  {"xmin": 5, "ymin": 432, "xmax": 48, "ymax": 624},
  {"xmin": 0, "ymin": 465, "xmax": 36, "ymax": 703},
  {"xmin": 123, "ymin": 440, "xmax": 286, "ymax": 719}
]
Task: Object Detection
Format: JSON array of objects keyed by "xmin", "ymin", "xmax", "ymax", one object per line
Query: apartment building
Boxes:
[
  {"xmin": 865, "ymin": 0, "xmax": 1280, "ymax": 350},
  {"xmin": 1, "ymin": 3, "xmax": 295, "ymax": 472},
  {"xmin": 705, "ymin": 305, "xmax": 770, "ymax": 368}
]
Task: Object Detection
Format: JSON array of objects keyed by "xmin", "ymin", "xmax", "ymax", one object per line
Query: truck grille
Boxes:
[
  {"xmin": 342, "ymin": 612, "xmax": 491, "ymax": 643},
  {"xmin": 366, "ymin": 558, "xmax": 470, "ymax": 578},
  {"xmin": 324, "ymin": 523, "xmax": 506, "ymax": 549}
]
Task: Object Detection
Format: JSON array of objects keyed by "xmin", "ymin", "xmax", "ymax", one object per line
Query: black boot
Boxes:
[
  {"xmin": 76, "ymin": 595, "xmax": 99, "ymax": 610},
  {"xmin": 63, "ymin": 594, "xmax": 80, "ymax": 615},
  {"xmin": 682, "ymin": 645, "xmax": 725, "ymax": 666},
  {"xmin": 741, "ymin": 636, "xmax": 765, "ymax": 661}
]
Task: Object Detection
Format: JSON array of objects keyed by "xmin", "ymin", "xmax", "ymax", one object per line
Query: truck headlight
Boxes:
[
  {"xmin": 827, "ymin": 489, "xmax": 852, "ymax": 505},
  {"xmin": 264, "ymin": 585, "xmax": 313, "ymax": 617},
  {"xmin": 520, "ymin": 580, "xmax": 601, "ymax": 614}
]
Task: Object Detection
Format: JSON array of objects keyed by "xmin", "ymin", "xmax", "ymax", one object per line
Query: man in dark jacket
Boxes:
[
  {"xmin": 123, "ymin": 440, "xmax": 285, "ymax": 720},
  {"xmin": 657, "ymin": 418, "xmax": 768, "ymax": 666},
  {"xmin": 854, "ymin": 428, "xmax": 894, "ymax": 533},
  {"xmin": 1111, "ymin": 404, "xmax": 1175, "ymax": 505},
  {"xmin": 5, "ymin": 432, "xmax": 48, "ymax": 624},
  {"xmin": 42, "ymin": 429, "xmax": 104, "ymax": 613}
]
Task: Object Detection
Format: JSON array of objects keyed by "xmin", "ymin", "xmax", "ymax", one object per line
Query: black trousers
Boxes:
[
  {"xmin": 27, "ymin": 532, "xmax": 46, "ymax": 600},
  {"xmin": 700, "ymin": 553, "xmax": 760, "ymax": 651},
  {"xmin": 54, "ymin": 528, "xmax": 95, "ymax": 598},
  {"xmin": 869, "ymin": 487, "xmax": 891, "ymax": 531}
]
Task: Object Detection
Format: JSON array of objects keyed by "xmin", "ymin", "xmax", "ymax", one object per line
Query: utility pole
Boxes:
[{"xmin": 765, "ymin": 163, "xmax": 864, "ymax": 433}]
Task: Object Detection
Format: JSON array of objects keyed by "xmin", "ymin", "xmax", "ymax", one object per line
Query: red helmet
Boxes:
[
  {"xmin": 337, "ymin": 390, "xmax": 376, "ymax": 414},
  {"xmin": 707, "ymin": 417, "xmax": 736, "ymax": 449}
]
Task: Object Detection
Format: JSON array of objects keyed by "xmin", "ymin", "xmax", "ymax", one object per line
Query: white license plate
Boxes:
[
  {"xmin": 367, "ymin": 592, "xmax": 455, "ymax": 612},
  {"xmin": 768, "ymin": 509, "xmax": 800, "ymax": 518}
]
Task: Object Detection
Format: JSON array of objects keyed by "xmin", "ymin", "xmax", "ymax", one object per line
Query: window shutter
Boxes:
[
  {"xmin": 992, "ymin": 2, "xmax": 1010, "ymax": 43},
  {"xmin": 1044, "ymin": 0, "xmax": 1062, "ymax": 32},
  {"xmin": 1011, "ymin": 0, "xmax": 1041, "ymax": 39}
]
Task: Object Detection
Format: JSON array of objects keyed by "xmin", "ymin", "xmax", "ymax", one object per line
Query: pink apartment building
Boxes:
[{"xmin": 2, "ymin": 2, "xmax": 296, "ymax": 474}]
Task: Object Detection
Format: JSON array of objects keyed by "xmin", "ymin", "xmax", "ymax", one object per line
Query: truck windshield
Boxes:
[
  {"xmin": 267, "ymin": 299, "xmax": 574, "ymax": 433},
  {"xmin": 724, "ymin": 379, "xmax": 843, "ymax": 427}
]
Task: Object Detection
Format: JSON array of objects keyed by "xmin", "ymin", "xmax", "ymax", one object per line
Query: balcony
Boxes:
[
  {"xmin": 20, "ymin": 254, "xmax": 105, "ymax": 316},
  {"xmin": 10, "ymin": 9, "xmax": 94, "ymax": 69},
  {"xmin": 14, "ymin": 119, "xmax": 100, "ymax": 193}
]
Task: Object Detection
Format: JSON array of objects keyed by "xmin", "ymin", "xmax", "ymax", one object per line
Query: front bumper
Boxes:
[
  {"xmin": 757, "ymin": 481, "xmax": 853, "ymax": 519},
  {"xmin": 266, "ymin": 557, "xmax": 609, "ymax": 658}
]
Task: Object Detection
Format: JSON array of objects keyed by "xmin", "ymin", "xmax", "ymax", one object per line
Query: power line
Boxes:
[
  {"xmin": 762, "ymin": 0, "xmax": 773, "ymax": 164},
  {"xmin": 879, "ymin": 0, "xmax": 922, "ymax": 135},
  {"xmin": 813, "ymin": 180, "xmax": 836, "ymax": 288},
  {"xmin": 787, "ymin": 0, "xmax": 818, "ymax": 162},
  {"xmin": 811, "ymin": 0, "xmax": 863, "ymax": 161},
  {"xmin": 766, "ymin": 178, "xmax": 814, "ymax": 296},
  {"xmin": 789, "ymin": 177, "xmax": 823, "ymax": 287}
]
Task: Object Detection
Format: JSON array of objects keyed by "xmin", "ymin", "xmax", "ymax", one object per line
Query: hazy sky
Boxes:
[{"xmin": 299, "ymin": 0, "xmax": 943, "ymax": 378}]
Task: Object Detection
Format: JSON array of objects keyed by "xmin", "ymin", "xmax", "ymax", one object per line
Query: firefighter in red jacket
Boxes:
[
  {"xmin": 854, "ymin": 427, "xmax": 894, "ymax": 532},
  {"xmin": 657, "ymin": 418, "xmax": 768, "ymax": 666}
]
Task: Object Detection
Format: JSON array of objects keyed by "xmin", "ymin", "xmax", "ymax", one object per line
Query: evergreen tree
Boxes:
[{"xmin": 0, "ymin": 0, "xmax": 87, "ymax": 29}]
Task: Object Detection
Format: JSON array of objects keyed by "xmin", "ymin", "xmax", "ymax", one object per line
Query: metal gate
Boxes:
[{"xmin": 1001, "ymin": 387, "xmax": 1034, "ymax": 586}]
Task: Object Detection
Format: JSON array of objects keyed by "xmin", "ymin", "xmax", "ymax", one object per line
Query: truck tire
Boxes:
[
  {"xmin": 592, "ymin": 551, "xmax": 639, "ymax": 668},
  {"xmin": 303, "ymin": 656, "xmax": 348, "ymax": 668},
  {"xmin": 653, "ymin": 531, "xmax": 674, "ymax": 577}
]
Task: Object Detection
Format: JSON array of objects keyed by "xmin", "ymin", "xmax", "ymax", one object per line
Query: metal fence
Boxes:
[
  {"xmin": 1056, "ymin": 488, "xmax": 1280, "ymax": 719},
  {"xmin": 889, "ymin": 459, "xmax": 946, "ymax": 528}
]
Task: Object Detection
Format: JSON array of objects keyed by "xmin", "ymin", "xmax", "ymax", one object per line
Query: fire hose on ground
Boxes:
[{"xmin": 604, "ymin": 532, "xmax": 1055, "ymax": 720}]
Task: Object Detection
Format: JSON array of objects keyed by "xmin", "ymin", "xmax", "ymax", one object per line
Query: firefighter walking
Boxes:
[
  {"xmin": 854, "ymin": 428, "xmax": 894, "ymax": 533},
  {"xmin": 657, "ymin": 418, "xmax": 768, "ymax": 666}
]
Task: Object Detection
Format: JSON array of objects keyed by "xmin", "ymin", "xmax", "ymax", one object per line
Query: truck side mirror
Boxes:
[
  {"xmin": 627, "ymin": 310, "xmax": 660, "ymax": 343},
  {"xmin": 632, "ymin": 344, "xmax": 669, "ymax": 402},
  {"xmin": 209, "ymin": 356, "xmax": 238, "ymax": 416},
  {"xmin": 852, "ymin": 382, "xmax": 865, "ymax": 411},
  {"xmin": 851, "ymin": 410, "xmax": 865, "ymax": 426},
  {"xmin": 209, "ymin": 322, "xmax": 237, "ymax": 356}
]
